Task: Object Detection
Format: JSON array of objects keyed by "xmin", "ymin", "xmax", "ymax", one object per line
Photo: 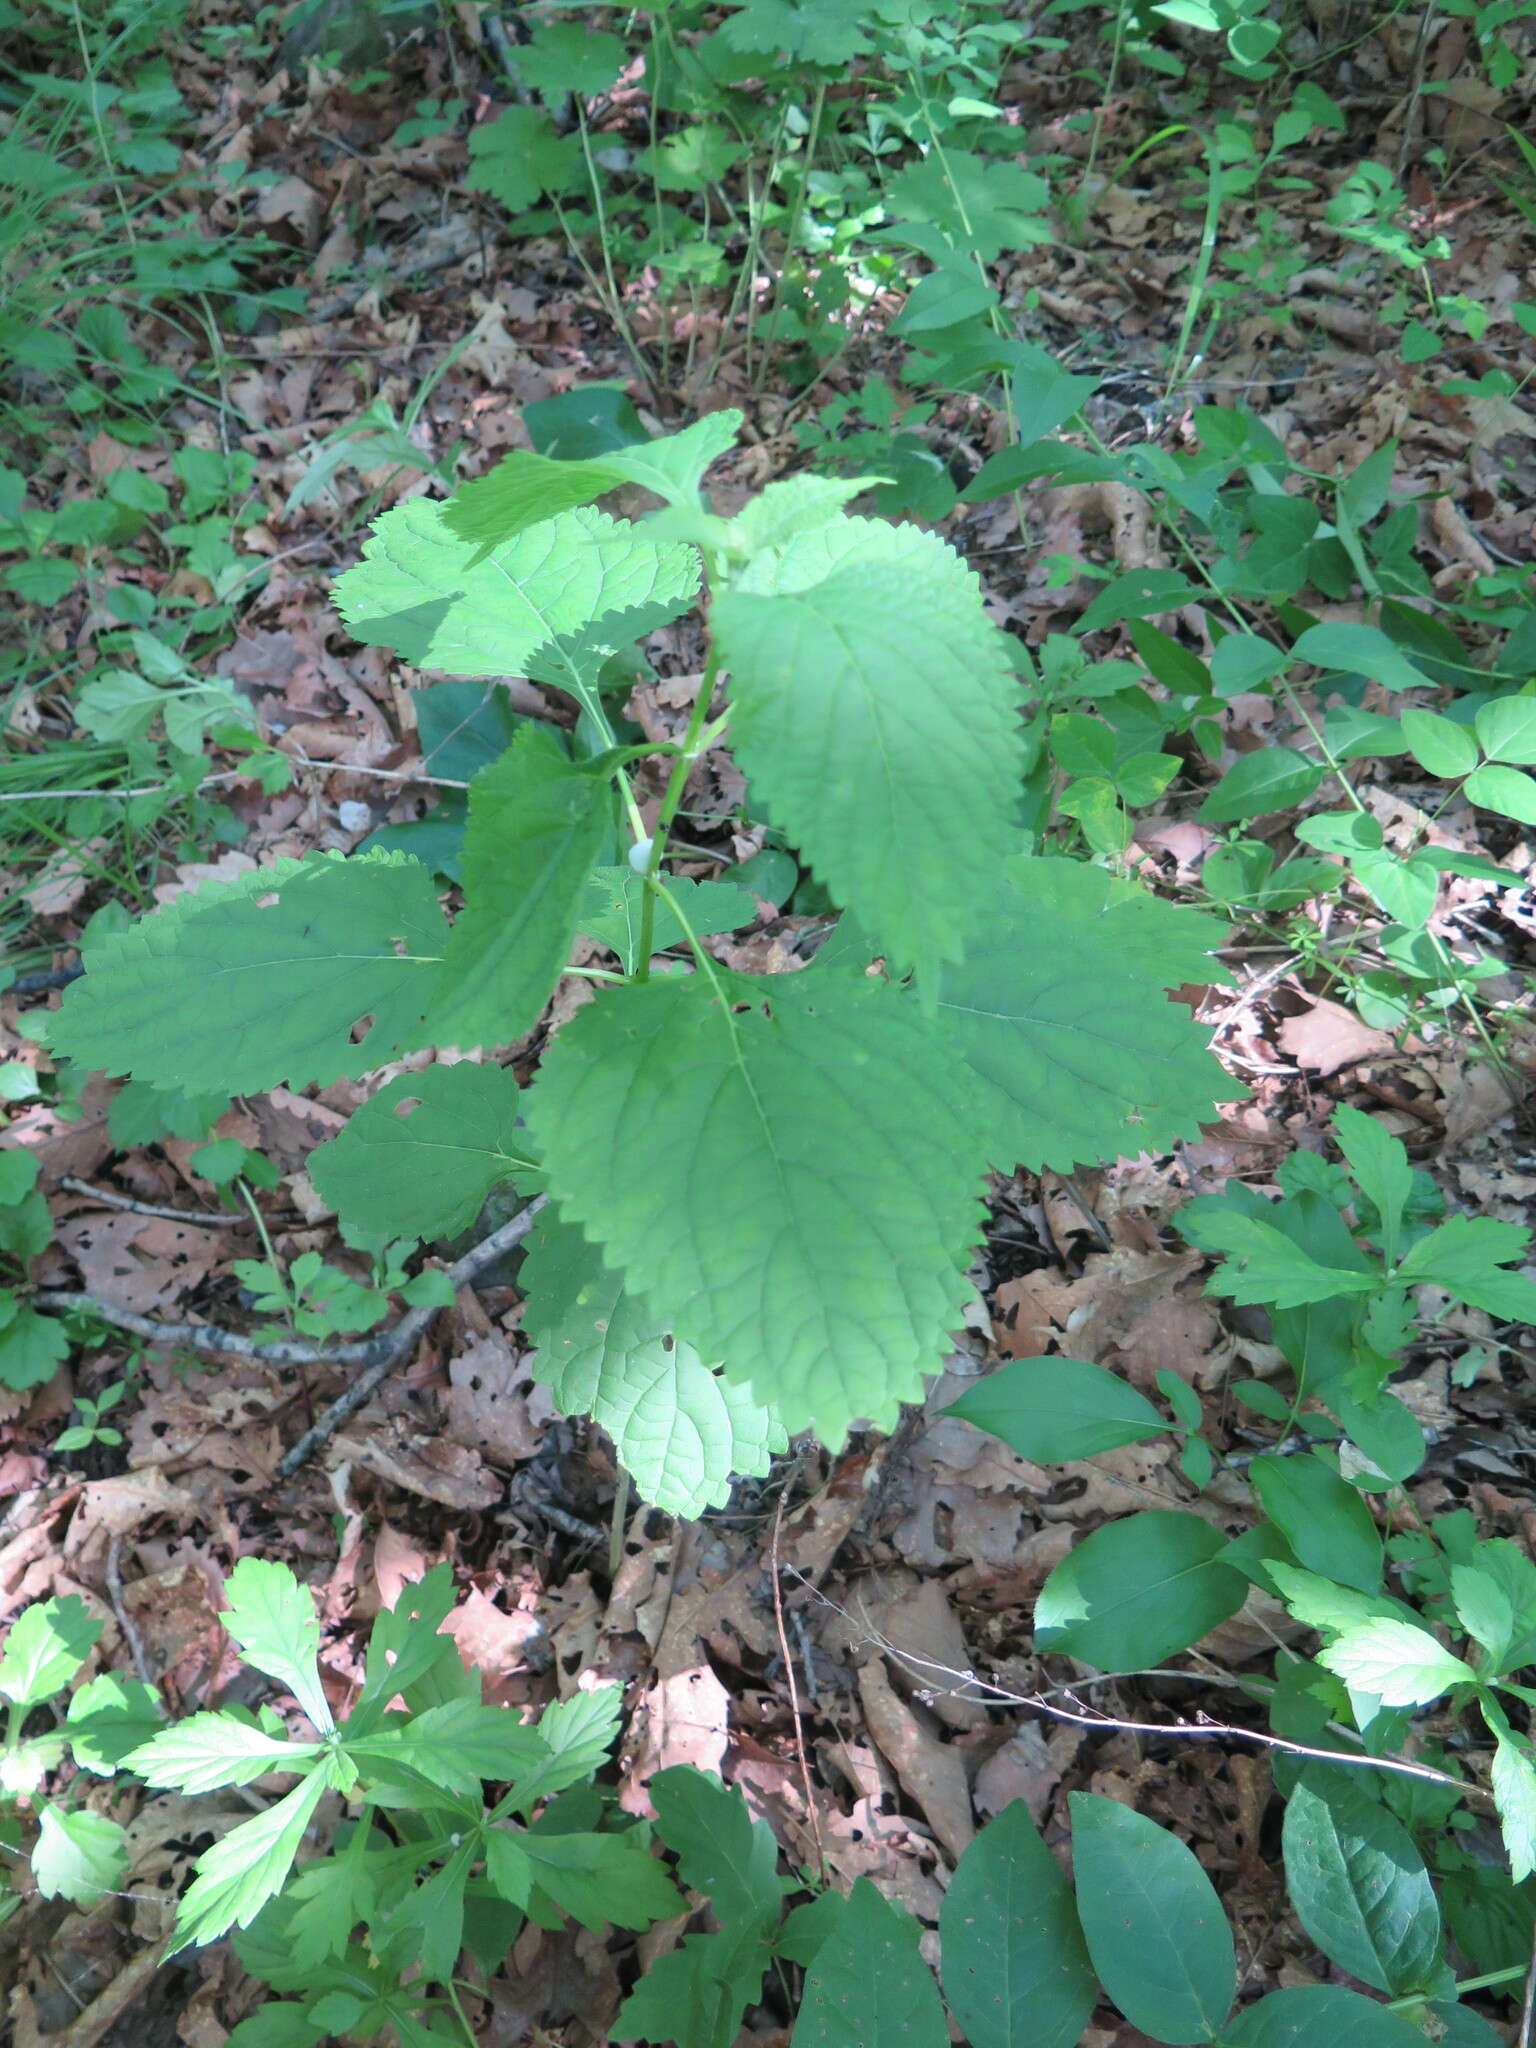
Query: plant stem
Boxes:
[
  {"xmin": 633, "ymin": 643, "xmax": 723, "ymax": 979},
  {"xmin": 754, "ymin": 83, "xmax": 827, "ymax": 388}
]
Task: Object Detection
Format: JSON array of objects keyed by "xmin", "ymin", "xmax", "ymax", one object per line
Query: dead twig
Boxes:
[
  {"xmin": 770, "ymin": 1460, "xmax": 828, "ymax": 1886},
  {"xmin": 105, "ymin": 1534, "xmax": 155, "ymax": 1692},
  {"xmin": 10, "ymin": 1937, "xmax": 170, "ymax": 2048},
  {"xmin": 38, "ymin": 1195, "xmax": 548, "ymax": 1475},
  {"xmin": 60, "ymin": 1176, "xmax": 246, "ymax": 1229}
]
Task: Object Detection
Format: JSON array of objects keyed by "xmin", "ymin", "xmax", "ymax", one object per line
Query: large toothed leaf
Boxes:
[
  {"xmin": 526, "ymin": 973, "xmax": 987, "ymax": 1442},
  {"xmin": 308, "ymin": 1064, "xmax": 529, "ymax": 1241},
  {"xmin": 333, "ymin": 502, "xmax": 700, "ymax": 679},
  {"xmin": 937, "ymin": 856, "xmax": 1231, "ymax": 1171},
  {"xmin": 418, "ymin": 724, "xmax": 614, "ymax": 1050},
  {"xmin": 522, "ymin": 1215, "xmax": 785, "ymax": 1518},
  {"xmin": 50, "ymin": 852, "xmax": 447, "ymax": 1095},
  {"xmin": 713, "ymin": 519, "xmax": 1025, "ymax": 980}
]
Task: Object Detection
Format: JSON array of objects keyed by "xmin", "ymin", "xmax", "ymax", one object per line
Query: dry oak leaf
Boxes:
[
  {"xmin": 620, "ymin": 1663, "xmax": 732, "ymax": 1816},
  {"xmin": 857, "ymin": 1655, "xmax": 975, "ymax": 1864},
  {"xmin": 63, "ymin": 1469, "xmax": 200, "ymax": 1566}
]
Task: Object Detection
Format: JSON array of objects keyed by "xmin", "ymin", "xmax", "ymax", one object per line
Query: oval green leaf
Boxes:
[
  {"xmin": 1249, "ymin": 1454, "xmax": 1381, "ymax": 1595},
  {"xmin": 792, "ymin": 1877, "xmax": 948, "ymax": 2048},
  {"xmin": 940, "ymin": 1803, "xmax": 1096, "ymax": 2048},
  {"xmin": 946, "ymin": 1356, "xmax": 1165, "ymax": 1464},
  {"xmin": 1282, "ymin": 1764, "xmax": 1442, "ymax": 1995},
  {"xmin": 1219, "ymin": 1986, "xmax": 1430, "ymax": 2047},
  {"xmin": 1036, "ymin": 1511, "xmax": 1248, "ymax": 1669}
]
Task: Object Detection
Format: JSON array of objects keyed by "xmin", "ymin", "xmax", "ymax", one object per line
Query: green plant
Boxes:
[
  {"xmin": 54, "ymin": 1379, "xmax": 126, "ymax": 1453},
  {"xmin": 0, "ymin": 1148, "xmax": 65, "ymax": 1391}
]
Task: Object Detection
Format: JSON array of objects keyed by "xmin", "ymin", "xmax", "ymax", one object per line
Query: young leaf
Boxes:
[
  {"xmin": 1282, "ymin": 1764, "xmax": 1442, "ymax": 1994},
  {"xmin": 1249, "ymin": 1454, "xmax": 1382, "ymax": 1595},
  {"xmin": 1036, "ymin": 1511, "xmax": 1248, "ymax": 1669},
  {"xmin": 937, "ymin": 856, "xmax": 1230, "ymax": 1172},
  {"xmin": 1220, "ymin": 1986, "xmax": 1432, "ymax": 2046},
  {"xmin": 334, "ymin": 503, "xmax": 700, "ymax": 681},
  {"xmin": 0, "ymin": 1595, "xmax": 101, "ymax": 1707},
  {"xmin": 1332, "ymin": 1104, "xmax": 1413, "ymax": 1266},
  {"xmin": 220, "ymin": 1559, "xmax": 335, "ymax": 1735},
  {"xmin": 527, "ymin": 973, "xmax": 987, "ymax": 1443},
  {"xmin": 67, "ymin": 1672, "xmax": 163, "ymax": 1774},
  {"xmin": 713, "ymin": 517, "xmax": 1026, "ymax": 980},
  {"xmin": 169, "ymin": 1767, "xmax": 335, "ymax": 1950},
  {"xmin": 418, "ymin": 725, "xmax": 613, "ymax": 1050},
  {"xmin": 939, "ymin": 1802, "xmax": 1097, "ymax": 2048},
  {"xmin": 31, "ymin": 1804, "xmax": 128, "ymax": 1906},
  {"xmin": 650, "ymin": 1766, "xmax": 783, "ymax": 1925},
  {"xmin": 51, "ymin": 852, "xmax": 448, "ymax": 1095},
  {"xmin": 1318, "ymin": 1618, "xmax": 1476, "ymax": 1706},
  {"xmin": 505, "ymin": 1684, "xmax": 625, "ymax": 1812},
  {"xmin": 522, "ymin": 1217, "xmax": 785, "ymax": 1518},
  {"xmin": 309, "ymin": 1065, "xmax": 527, "ymax": 1240},
  {"xmin": 945, "ymin": 1355, "xmax": 1166, "ymax": 1464},
  {"xmin": 1069, "ymin": 1792, "xmax": 1235, "ymax": 2044},
  {"xmin": 792, "ymin": 1877, "xmax": 949, "ymax": 2048},
  {"xmin": 127, "ymin": 1712, "xmax": 322, "ymax": 1793}
]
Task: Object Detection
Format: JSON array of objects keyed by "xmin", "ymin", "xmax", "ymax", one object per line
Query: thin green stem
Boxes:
[
  {"xmin": 754, "ymin": 83, "xmax": 827, "ymax": 388},
  {"xmin": 633, "ymin": 643, "xmax": 724, "ymax": 979}
]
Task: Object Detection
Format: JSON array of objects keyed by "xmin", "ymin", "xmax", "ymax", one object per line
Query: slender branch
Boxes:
[
  {"xmin": 38, "ymin": 1196, "xmax": 549, "ymax": 1474},
  {"xmin": 60, "ymin": 1176, "xmax": 246, "ymax": 1228}
]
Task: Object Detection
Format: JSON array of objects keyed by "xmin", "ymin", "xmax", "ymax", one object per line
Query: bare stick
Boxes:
[
  {"xmin": 770, "ymin": 1463, "xmax": 828, "ymax": 1886},
  {"xmin": 60, "ymin": 1176, "xmax": 246, "ymax": 1228},
  {"xmin": 106, "ymin": 1534, "xmax": 154, "ymax": 1692}
]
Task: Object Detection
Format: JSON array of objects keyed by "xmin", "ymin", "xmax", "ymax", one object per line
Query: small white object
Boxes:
[
  {"xmin": 337, "ymin": 801, "xmax": 371, "ymax": 833},
  {"xmin": 628, "ymin": 836, "xmax": 654, "ymax": 874}
]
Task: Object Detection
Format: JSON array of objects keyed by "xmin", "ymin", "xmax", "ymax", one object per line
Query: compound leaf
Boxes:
[
  {"xmin": 418, "ymin": 724, "xmax": 613, "ymax": 1050},
  {"xmin": 527, "ymin": 973, "xmax": 987, "ymax": 1443},
  {"xmin": 334, "ymin": 502, "xmax": 700, "ymax": 680},
  {"xmin": 220, "ymin": 1559, "xmax": 334, "ymax": 1735},
  {"xmin": 940, "ymin": 1802, "xmax": 1097, "ymax": 2048},
  {"xmin": 937, "ymin": 857, "xmax": 1230, "ymax": 1171},
  {"xmin": 170, "ymin": 1768, "xmax": 336, "ymax": 1951},
  {"xmin": 50, "ymin": 852, "xmax": 447, "ymax": 1095},
  {"xmin": 309, "ymin": 1064, "xmax": 528, "ymax": 1240},
  {"xmin": 714, "ymin": 518, "xmax": 1025, "ymax": 980},
  {"xmin": 522, "ymin": 1216, "xmax": 785, "ymax": 1518},
  {"xmin": 1282, "ymin": 1764, "xmax": 1442, "ymax": 1994}
]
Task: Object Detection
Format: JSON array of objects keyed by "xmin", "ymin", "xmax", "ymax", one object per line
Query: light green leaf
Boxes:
[
  {"xmin": 126, "ymin": 1712, "xmax": 322, "ymax": 1793},
  {"xmin": 418, "ymin": 725, "xmax": 612, "ymax": 1050},
  {"xmin": 1183, "ymin": 1206, "xmax": 1380, "ymax": 1310},
  {"xmin": 334, "ymin": 502, "xmax": 700, "ymax": 681},
  {"xmin": 1319, "ymin": 1619, "xmax": 1476, "ymax": 1705},
  {"xmin": 937, "ymin": 856, "xmax": 1229, "ymax": 1173},
  {"xmin": 347, "ymin": 1698, "xmax": 546, "ymax": 1796},
  {"xmin": 1400, "ymin": 707, "xmax": 1477, "ymax": 779},
  {"xmin": 50, "ymin": 852, "xmax": 447, "ymax": 1095},
  {"xmin": 464, "ymin": 105, "xmax": 581, "ymax": 212},
  {"xmin": 1475, "ymin": 697, "xmax": 1536, "ymax": 765},
  {"xmin": 714, "ymin": 517, "xmax": 1025, "ymax": 979},
  {"xmin": 650, "ymin": 1766, "xmax": 783, "ymax": 1926},
  {"xmin": 0, "ymin": 1305, "xmax": 68, "ymax": 1390},
  {"xmin": 522, "ymin": 1218, "xmax": 784, "ymax": 1518},
  {"xmin": 1036, "ymin": 1510, "xmax": 1248, "ymax": 1669},
  {"xmin": 1291, "ymin": 623, "xmax": 1428, "ymax": 691},
  {"xmin": 0, "ymin": 1595, "xmax": 101, "ymax": 1708},
  {"xmin": 507, "ymin": 1685, "xmax": 624, "ymax": 1812},
  {"xmin": 528, "ymin": 974, "xmax": 987, "ymax": 1443},
  {"xmin": 1465, "ymin": 763, "xmax": 1536, "ymax": 825},
  {"xmin": 722, "ymin": 475, "xmax": 876, "ymax": 562},
  {"xmin": 220, "ymin": 1559, "xmax": 334, "ymax": 1735},
  {"xmin": 946, "ymin": 1355, "xmax": 1166, "ymax": 1463},
  {"xmin": 32, "ymin": 1804, "xmax": 128, "ymax": 1906},
  {"xmin": 792, "ymin": 1877, "xmax": 948, "ymax": 2048},
  {"xmin": 940, "ymin": 1802, "xmax": 1097, "ymax": 2048},
  {"xmin": 1250, "ymin": 1454, "xmax": 1381, "ymax": 1594},
  {"xmin": 1070, "ymin": 1793, "xmax": 1235, "ymax": 2044},
  {"xmin": 1221, "ymin": 1986, "xmax": 1431, "ymax": 2047},
  {"xmin": 579, "ymin": 868, "xmax": 755, "ymax": 975},
  {"xmin": 1198, "ymin": 747, "xmax": 1324, "ymax": 821},
  {"xmin": 1396, "ymin": 1214, "xmax": 1536, "ymax": 1322},
  {"xmin": 1458, "ymin": 1540, "xmax": 1536, "ymax": 1674},
  {"xmin": 1333, "ymin": 1104, "xmax": 1412, "ymax": 1265},
  {"xmin": 1492, "ymin": 1732, "xmax": 1536, "ymax": 1882},
  {"xmin": 170, "ymin": 1767, "xmax": 335, "ymax": 1950},
  {"xmin": 441, "ymin": 413, "xmax": 741, "ymax": 550},
  {"xmin": 67, "ymin": 1673, "xmax": 163, "ymax": 1774},
  {"xmin": 309, "ymin": 1063, "xmax": 526, "ymax": 1240},
  {"xmin": 1282, "ymin": 1764, "xmax": 1442, "ymax": 1994},
  {"xmin": 1264, "ymin": 1562, "xmax": 1406, "ymax": 1636}
]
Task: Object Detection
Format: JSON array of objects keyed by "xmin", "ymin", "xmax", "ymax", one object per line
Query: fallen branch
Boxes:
[
  {"xmin": 60, "ymin": 1175, "xmax": 247, "ymax": 1228},
  {"xmin": 38, "ymin": 1194, "xmax": 549, "ymax": 1477}
]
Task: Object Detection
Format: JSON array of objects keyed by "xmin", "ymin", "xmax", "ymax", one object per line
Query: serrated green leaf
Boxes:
[
  {"xmin": 1182, "ymin": 1205, "xmax": 1380, "ymax": 1310},
  {"xmin": 523, "ymin": 1218, "xmax": 784, "ymax": 1518},
  {"xmin": 937, "ymin": 856, "xmax": 1229, "ymax": 1172},
  {"xmin": 418, "ymin": 725, "xmax": 612, "ymax": 1049},
  {"xmin": 1070, "ymin": 1793, "xmax": 1235, "ymax": 2044},
  {"xmin": 528, "ymin": 974, "xmax": 987, "ymax": 1442},
  {"xmin": 334, "ymin": 503, "xmax": 699, "ymax": 681},
  {"xmin": 309, "ymin": 1064, "xmax": 527, "ymax": 1240},
  {"xmin": 1036, "ymin": 1510, "xmax": 1248, "ymax": 1668},
  {"xmin": 126, "ymin": 1712, "xmax": 322, "ymax": 1793},
  {"xmin": 464, "ymin": 105, "xmax": 582, "ymax": 212},
  {"xmin": 169, "ymin": 1767, "xmax": 336, "ymax": 1950},
  {"xmin": 67, "ymin": 1672, "xmax": 163, "ymax": 1774},
  {"xmin": 1396, "ymin": 1214, "xmax": 1536, "ymax": 1322},
  {"xmin": 717, "ymin": 0, "xmax": 872, "ymax": 64},
  {"xmin": 0, "ymin": 1305, "xmax": 70, "ymax": 1390},
  {"xmin": 1282, "ymin": 1764, "xmax": 1442, "ymax": 1993},
  {"xmin": 348, "ymin": 1699, "xmax": 545, "ymax": 1796},
  {"xmin": 50, "ymin": 852, "xmax": 447, "ymax": 1095},
  {"xmin": 1451, "ymin": 1561, "xmax": 1516, "ymax": 1668},
  {"xmin": 1319, "ymin": 1619, "xmax": 1476, "ymax": 1705},
  {"xmin": 1249, "ymin": 1454, "xmax": 1382, "ymax": 1594},
  {"xmin": 0, "ymin": 1595, "xmax": 101, "ymax": 1707},
  {"xmin": 1333, "ymin": 1104, "xmax": 1412, "ymax": 1265},
  {"xmin": 221, "ymin": 1559, "xmax": 334, "ymax": 1735},
  {"xmin": 946, "ymin": 1355, "xmax": 1165, "ymax": 1463},
  {"xmin": 355, "ymin": 1566, "xmax": 461, "ymax": 1723},
  {"xmin": 650, "ymin": 1766, "xmax": 782, "ymax": 1925},
  {"xmin": 579, "ymin": 868, "xmax": 755, "ymax": 976},
  {"xmin": 1221, "ymin": 1986, "xmax": 1429, "ymax": 2047},
  {"xmin": 714, "ymin": 518, "xmax": 1024, "ymax": 979},
  {"xmin": 1493, "ymin": 1732, "xmax": 1536, "ymax": 1882},
  {"xmin": 492, "ymin": 1827, "xmax": 684, "ymax": 1932},
  {"xmin": 506, "ymin": 1685, "xmax": 624, "ymax": 1812},
  {"xmin": 940, "ymin": 1802, "xmax": 1097, "ymax": 2048},
  {"xmin": 793, "ymin": 1877, "xmax": 948, "ymax": 2048},
  {"xmin": 1457, "ymin": 1540, "xmax": 1536, "ymax": 1675},
  {"xmin": 1263, "ymin": 1562, "xmax": 1406, "ymax": 1637},
  {"xmin": 32, "ymin": 1803, "xmax": 128, "ymax": 1906},
  {"xmin": 722, "ymin": 475, "xmax": 876, "ymax": 561}
]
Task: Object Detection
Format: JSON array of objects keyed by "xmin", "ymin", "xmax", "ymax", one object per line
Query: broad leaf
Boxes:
[
  {"xmin": 309, "ymin": 1064, "xmax": 528, "ymax": 1240},
  {"xmin": 220, "ymin": 1559, "xmax": 334, "ymax": 1734},
  {"xmin": 940, "ymin": 1802, "xmax": 1097, "ymax": 2048},
  {"xmin": 522, "ymin": 1217, "xmax": 784, "ymax": 1518},
  {"xmin": 1070, "ymin": 1793, "xmax": 1235, "ymax": 2044},
  {"xmin": 347, "ymin": 1698, "xmax": 545, "ymax": 1796},
  {"xmin": 127, "ymin": 1712, "xmax": 322, "ymax": 1793},
  {"xmin": 490, "ymin": 1827, "xmax": 683, "ymax": 1931},
  {"xmin": 1319, "ymin": 1619, "xmax": 1476, "ymax": 1706},
  {"xmin": 937, "ymin": 857, "xmax": 1230, "ymax": 1172},
  {"xmin": 0, "ymin": 1595, "xmax": 101, "ymax": 1708},
  {"xmin": 1198, "ymin": 747, "xmax": 1325, "ymax": 822},
  {"xmin": 51, "ymin": 852, "xmax": 447, "ymax": 1095},
  {"xmin": 527, "ymin": 973, "xmax": 987, "ymax": 1442},
  {"xmin": 1249, "ymin": 1454, "xmax": 1381, "ymax": 1594},
  {"xmin": 714, "ymin": 517, "xmax": 1025, "ymax": 979},
  {"xmin": 650, "ymin": 1766, "xmax": 783, "ymax": 1925},
  {"xmin": 792, "ymin": 1877, "xmax": 948, "ymax": 2048},
  {"xmin": 1282, "ymin": 1764, "xmax": 1442, "ymax": 1994},
  {"xmin": 67, "ymin": 1672, "xmax": 164, "ymax": 1774},
  {"xmin": 32, "ymin": 1804, "xmax": 128, "ymax": 1906},
  {"xmin": 1036, "ymin": 1510, "xmax": 1248, "ymax": 1668},
  {"xmin": 418, "ymin": 725, "xmax": 613, "ymax": 1049},
  {"xmin": 1220, "ymin": 1986, "xmax": 1432, "ymax": 2047},
  {"xmin": 946, "ymin": 1355, "xmax": 1166, "ymax": 1463},
  {"xmin": 579, "ymin": 868, "xmax": 755, "ymax": 975},
  {"xmin": 614, "ymin": 1917, "xmax": 774, "ymax": 2048},
  {"xmin": 334, "ymin": 502, "xmax": 700, "ymax": 681}
]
